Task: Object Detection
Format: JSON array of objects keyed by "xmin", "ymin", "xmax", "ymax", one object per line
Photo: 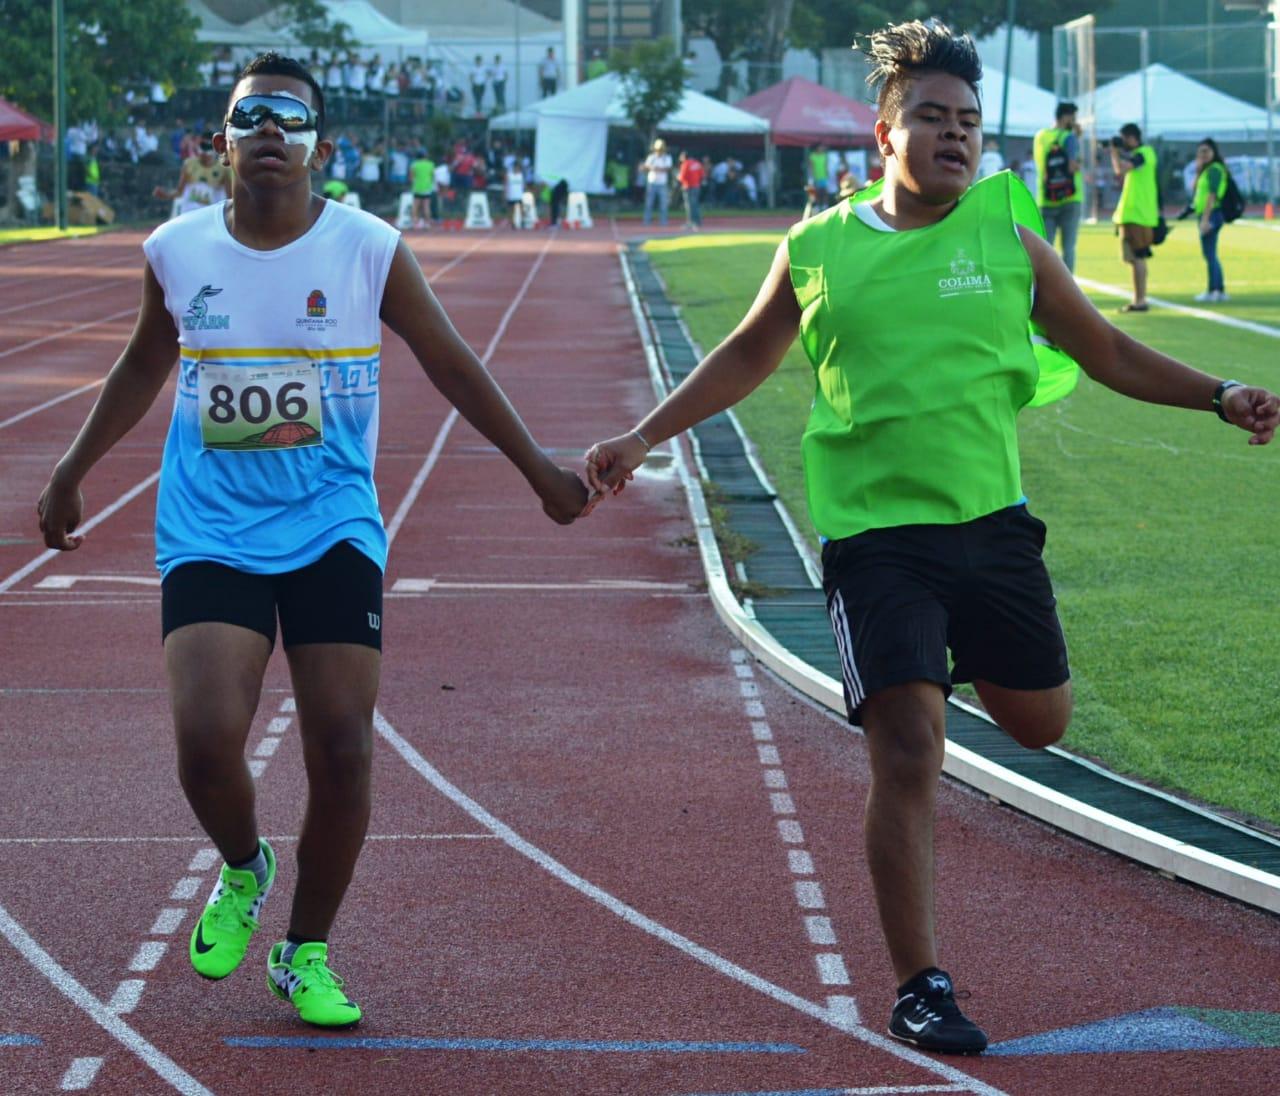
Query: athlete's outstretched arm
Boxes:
[
  {"xmin": 37, "ymin": 262, "xmax": 180, "ymax": 550},
  {"xmin": 585, "ymin": 240, "xmax": 801, "ymax": 494},
  {"xmin": 378, "ymin": 239, "xmax": 586, "ymax": 523},
  {"xmin": 1021, "ymin": 226, "xmax": 1278, "ymax": 445}
]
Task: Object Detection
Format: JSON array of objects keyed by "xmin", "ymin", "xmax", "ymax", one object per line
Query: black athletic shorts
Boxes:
[
  {"xmin": 821, "ymin": 505, "xmax": 1070, "ymax": 724},
  {"xmin": 161, "ymin": 540, "xmax": 383, "ymax": 651}
]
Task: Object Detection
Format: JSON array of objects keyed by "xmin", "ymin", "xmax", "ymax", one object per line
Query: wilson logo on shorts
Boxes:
[{"xmin": 307, "ymin": 289, "xmax": 327, "ymax": 318}]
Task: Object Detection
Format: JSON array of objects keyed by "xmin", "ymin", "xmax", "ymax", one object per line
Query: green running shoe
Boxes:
[
  {"xmin": 267, "ymin": 941, "xmax": 362, "ymax": 1028},
  {"xmin": 188, "ymin": 840, "xmax": 276, "ymax": 980}
]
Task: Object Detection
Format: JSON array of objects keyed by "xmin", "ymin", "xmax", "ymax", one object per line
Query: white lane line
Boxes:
[
  {"xmin": 108, "ymin": 978, "xmax": 146, "ymax": 1014},
  {"xmin": 384, "ymin": 232, "xmax": 555, "ymax": 546},
  {"xmin": 0, "ymin": 306, "xmax": 135, "ymax": 363},
  {"xmin": 825, "ymin": 994, "xmax": 861, "ymax": 1031},
  {"xmin": 187, "ymin": 849, "xmax": 219, "ymax": 872},
  {"xmin": 0, "ymin": 379, "xmax": 109, "ymax": 431},
  {"xmin": 0, "ymin": 903, "xmax": 213, "ymax": 1095},
  {"xmin": 795, "ymin": 881, "xmax": 826, "ymax": 909},
  {"xmin": 279, "ymin": 697, "xmax": 296, "ymax": 713},
  {"xmin": 59, "ymin": 1057, "xmax": 104, "ymax": 1090},
  {"xmin": 1076, "ymin": 276, "xmax": 1280, "ymax": 339},
  {"xmin": 0, "ymin": 274, "xmax": 135, "ymax": 318},
  {"xmin": 788, "ymin": 850, "xmax": 815, "ymax": 875},
  {"xmin": 751, "ymin": 721, "xmax": 773, "ymax": 741},
  {"xmin": 169, "ymin": 877, "xmax": 201, "ymax": 901},
  {"xmin": 770, "ymin": 792, "xmax": 796, "ymax": 815},
  {"xmin": 739, "ymin": 680, "xmax": 760, "ymax": 698},
  {"xmin": 372, "ymin": 709, "xmax": 1005, "ymax": 1096},
  {"xmin": 816, "ymin": 953, "xmax": 851, "ymax": 985},
  {"xmin": 248, "ymin": 759, "xmax": 267, "ymax": 778},
  {"xmin": 0, "ymin": 471, "xmax": 161, "ymax": 594},
  {"xmin": 757, "ymin": 745, "xmax": 781, "ymax": 765},
  {"xmin": 128, "ymin": 941, "xmax": 166, "ymax": 972},
  {"xmin": 777, "ymin": 819, "xmax": 805, "ymax": 844},
  {"xmin": 734, "ymin": 662, "xmax": 754, "ymax": 679},
  {"xmin": 253, "ymin": 736, "xmax": 281, "ymax": 759},
  {"xmin": 0, "ymin": 833, "xmax": 493, "ymax": 846},
  {"xmin": 805, "ymin": 916, "xmax": 837, "ymax": 945},
  {"xmin": 265, "ymin": 717, "xmax": 291, "ymax": 735},
  {"xmin": 149, "ymin": 908, "xmax": 185, "ymax": 935},
  {"xmin": 744, "ymin": 701, "xmax": 766, "ymax": 718},
  {"xmin": 763, "ymin": 769, "xmax": 788, "ymax": 789}
]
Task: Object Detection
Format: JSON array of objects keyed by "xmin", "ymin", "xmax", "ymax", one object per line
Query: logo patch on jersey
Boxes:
[
  {"xmin": 306, "ymin": 289, "xmax": 327, "ymax": 317},
  {"xmin": 938, "ymin": 249, "xmax": 992, "ymax": 299},
  {"xmin": 296, "ymin": 287, "xmax": 337, "ymax": 329},
  {"xmin": 183, "ymin": 284, "xmax": 231, "ymax": 331}
]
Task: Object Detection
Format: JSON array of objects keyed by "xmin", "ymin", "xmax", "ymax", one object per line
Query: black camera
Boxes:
[{"xmin": 1109, "ymin": 135, "xmax": 1125, "ymax": 148}]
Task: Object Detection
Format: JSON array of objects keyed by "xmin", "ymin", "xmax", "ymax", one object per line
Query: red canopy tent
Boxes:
[
  {"xmin": 736, "ymin": 76, "xmax": 877, "ymax": 148},
  {"xmin": 0, "ymin": 99, "xmax": 51, "ymax": 142}
]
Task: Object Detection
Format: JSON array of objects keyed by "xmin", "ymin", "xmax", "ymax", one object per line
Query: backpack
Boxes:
[
  {"xmin": 1220, "ymin": 168, "xmax": 1245, "ymax": 223},
  {"xmin": 1043, "ymin": 139, "xmax": 1076, "ymax": 202}
]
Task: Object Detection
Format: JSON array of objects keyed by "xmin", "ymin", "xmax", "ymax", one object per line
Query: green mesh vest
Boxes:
[{"xmin": 788, "ymin": 172, "xmax": 1045, "ymax": 541}]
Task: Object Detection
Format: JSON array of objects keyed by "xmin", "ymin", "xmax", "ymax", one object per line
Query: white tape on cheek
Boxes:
[{"xmin": 284, "ymin": 130, "xmax": 318, "ymax": 157}]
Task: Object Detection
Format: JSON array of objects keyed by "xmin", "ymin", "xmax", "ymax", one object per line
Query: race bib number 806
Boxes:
[{"xmin": 198, "ymin": 361, "xmax": 323, "ymax": 451}]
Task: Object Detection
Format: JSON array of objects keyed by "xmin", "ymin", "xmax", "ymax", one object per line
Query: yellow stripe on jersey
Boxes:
[{"xmin": 183, "ymin": 345, "xmax": 381, "ymax": 362}]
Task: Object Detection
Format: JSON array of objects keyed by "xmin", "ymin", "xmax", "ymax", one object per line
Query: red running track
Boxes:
[{"xmin": 1, "ymin": 221, "xmax": 1278, "ymax": 1096}]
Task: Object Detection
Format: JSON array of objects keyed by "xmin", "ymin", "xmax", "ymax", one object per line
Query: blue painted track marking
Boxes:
[
  {"xmin": 225, "ymin": 1035, "xmax": 805, "ymax": 1054},
  {"xmin": 986, "ymin": 1007, "xmax": 1258, "ymax": 1056},
  {"xmin": 0, "ymin": 1034, "xmax": 42, "ymax": 1046}
]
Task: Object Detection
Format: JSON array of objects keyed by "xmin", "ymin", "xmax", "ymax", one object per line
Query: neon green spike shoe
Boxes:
[
  {"xmin": 267, "ymin": 941, "xmax": 362, "ymax": 1028},
  {"xmin": 188, "ymin": 840, "xmax": 276, "ymax": 980}
]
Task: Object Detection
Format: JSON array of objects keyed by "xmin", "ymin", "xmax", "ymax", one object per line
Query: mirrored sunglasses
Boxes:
[{"xmin": 226, "ymin": 95, "xmax": 318, "ymax": 134}]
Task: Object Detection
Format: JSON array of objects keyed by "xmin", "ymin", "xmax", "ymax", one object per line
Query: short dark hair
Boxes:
[
  {"xmin": 1055, "ymin": 101, "xmax": 1077, "ymax": 121},
  {"xmin": 863, "ymin": 20, "xmax": 982, "ymax": 123},
  {"xmin": 230, "ymin": 52, "xmax": 326, "ymax": 137},
  {"xmin": 1120, "ymin": 122, "xmax": 1142, "ymax": 142}
]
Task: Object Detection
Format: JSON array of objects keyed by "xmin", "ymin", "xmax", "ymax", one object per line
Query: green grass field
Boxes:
[{"xmin": 646, "ymin": 218, "xmax": 1280, "ymax": 827}]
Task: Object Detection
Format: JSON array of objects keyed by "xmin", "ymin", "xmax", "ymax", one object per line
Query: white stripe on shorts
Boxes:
[{"xmin": 828, "ymin": 590, "xmax": 864, "ymax": 707}]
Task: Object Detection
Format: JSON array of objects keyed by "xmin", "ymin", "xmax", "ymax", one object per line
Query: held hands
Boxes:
[
  {"xmin": 1223, "ymin": 385, "xmax": 1280, "ymax": 446},
  {"xmin": 36, "ymin": 472, "xmax": 85, "ymax": 551},
  {"xmin": 536, "ymin": 463, "xmax": 592, "ymax": 524},
  {"xmin": 583, "ymin": 432, "xmax": 650, "ymax": 500}
]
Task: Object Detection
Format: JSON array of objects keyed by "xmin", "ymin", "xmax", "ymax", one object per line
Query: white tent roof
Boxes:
[
  {"xmin": 188, "ymin": 0, "xmax": 255, "ymax": 44},
  {"xmin": 236, "ymin": 0, "xmax": 425, "ymax": 50},
  {"xmin": 489, "ymin": 72, "xmax": 770, "ymax": 136},
  {"xmin": 390, "ymin": 0, "xmax": 558, "ymax": 39},
  {"xmin": 977, "ymin": 67, "xmax": 1059, "ymax": 138},
  {"xmin": 1088, "ymin": 63, "xmax": 1273, "ymax": 141}
]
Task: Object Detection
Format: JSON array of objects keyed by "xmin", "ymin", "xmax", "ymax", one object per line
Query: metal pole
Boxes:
[
  {"xmin": 1139, "ymin": 28, "xmax": 1149, "ymax": 139},
  {"xmin": 1268, "ymin": 13, "xmax": 1276, "ymax": 204},
  {"xmin": 53, "ymin": 0, "xmax": 68, "ymax": 230},
  {"xmin": 998, "ymin": 0, "xmax": 1016, "ymax": 160},
  {"xmin": 563, "ymin": 0, "xmax": 580, "ymax": 90},
  {"xmin": 515, "ymin": 0, "xmax": 522, "ymax": 117}
]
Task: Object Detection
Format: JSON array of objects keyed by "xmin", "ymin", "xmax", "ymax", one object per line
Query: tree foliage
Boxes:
[
  {"xmin": 0, "ymin": 0, "xmax": 206, "ymax": 124},
  {"xmin": 609, "ymin": 37, "xmax": 687, "ymax": 143},
  {"xmin": 274, "ymin": 0, "xmax": 359, "ymax": 52}
]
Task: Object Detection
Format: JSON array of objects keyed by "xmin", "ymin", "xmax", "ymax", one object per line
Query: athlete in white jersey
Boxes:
[{"xmin": 37, "ymin": 52, "xmax": 588, "ymax": 1029}]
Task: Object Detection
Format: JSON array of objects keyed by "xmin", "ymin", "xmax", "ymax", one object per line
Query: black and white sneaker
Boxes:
[{"xmin": 888, "ymin": 967, "xmax": 988, "ymax": 1054}]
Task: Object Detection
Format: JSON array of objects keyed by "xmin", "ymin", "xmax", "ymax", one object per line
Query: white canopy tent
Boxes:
[
  {"xmin": 489, "ymin": 72, "xmax": 770, "ymax": 194},
  {"xmin": 1088, "ymin": 63, "xmax": 1274, "ymax": 142},
  {"xmin": 977, "ymin": 67, "xmax": 1060, "ymax": 138},
  {"xmin": 189, "ymin": 0, "xmax": 249, "ymax": 44},
  {"xmin": 235, "ymin": 1, "xmax": 426, "ymax": 51}
]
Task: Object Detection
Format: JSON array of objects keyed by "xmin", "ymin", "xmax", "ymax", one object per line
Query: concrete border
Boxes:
[{"xmin": 619, "ymin": 245, "xmax": 1280, "ymax": 918}]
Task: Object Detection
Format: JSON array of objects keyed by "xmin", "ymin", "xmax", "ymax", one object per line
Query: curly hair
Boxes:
[
  {"xmin": 861, "ymin": 21, "xmax": 982, "ymax": 124},
  {"xmin": 230, "ymin": 52, "xmax": 326, "ymax": 137}
]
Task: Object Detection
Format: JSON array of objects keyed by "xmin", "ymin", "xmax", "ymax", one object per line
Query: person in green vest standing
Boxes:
[
  {"xmin": 1110, "ymin": 122, "xmax": 1160, "ymax": 312},
  {"xmin": 583, "ymin": 19, "xmax": 1279, "ymax": 1054},
  {"xmin": 84, "ymin": 143, "xmax": 102, "ymax": 198},
  {"xmin": 409, "ymin": 147, "xmax": 436, "ymax": 229},
  {"xmin": 1190, "ymin": 136, "xmax": 1229, "ymax": 303},
  {"xmin": 1033, "ymin": 101, "xmax": 1083, "ymax": 271},
  {"xmin": 808, "ymin": 143, "xmax": 829, "ymax": 208}
]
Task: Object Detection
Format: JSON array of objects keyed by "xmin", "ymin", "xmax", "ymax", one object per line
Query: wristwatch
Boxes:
[{"xmin": 1212, "ymin": 379, "xmax": 1243, "ymax": 422}]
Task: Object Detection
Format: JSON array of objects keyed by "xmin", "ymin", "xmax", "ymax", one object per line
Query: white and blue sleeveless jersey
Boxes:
[{"xmin": 143, "ymin": 200, "xmax": 400, "ymax": 576}]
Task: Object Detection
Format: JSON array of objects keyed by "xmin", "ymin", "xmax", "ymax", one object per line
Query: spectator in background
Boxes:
[
  {"xmin": 808, "ymin": 144, "xmax": 828, "ymax": 208},
  {"xmin": 826, "ymin": 147, "xmax": 846, "ymax": 202},
  {"xmin": 678, "ymin": 150, "xmax": 704, "ymax": 230},
  {"xmin": 360, "ymin": 142, "xmax": 383, "ymax": 186},
  {"xmin": 606, "ymin": 151, "xmax": 630, "ymax": 195},
  {"xmin": 326, "ymin": 54, "xmax": 345, "ymax": 99},
  {"xmin": 346, "ymin": 52, "xmax": 367, "ymax": 98},
  {"xmin": 152, "ymin": 131, "xmax": 230, "ymax": 217},
  {"xmin": 213, "ymin": 47, "xmax": 236, "ymax": 88},
  {"xmin": 586, "ymin": 49, "xmax": 608, "ymax": 80},
  {"xmin": 977, "ymin": 138, "xmax": 1004, "ymax": 179},
  {"xmin": 709, "ymin": 156, "xmax": 730, "ymax": 205},
  {"xmin": 1110, "ymin": 122, "xmax": 1160, "ymax": 312},
  {"xmin": 490, "ymin": 55, "xmax": 508, "ymax": 113},
  {"xmin": 470, "ymin": 55, "xmax": 488, "ymax": 115},
  {"xmin": 1190, "ymin": 137, "xmax": 1230, "ymax": 303},
  {"xmin": 84, "ymin": 143, "xmax": 102, "ymax": 198},
  {"xmin": 539, "ymin": 48, "xmax": 560, "ymax": 97},
  {"xmin": 410, "ymin": 147, "xmax": 436, "ymax": 229},
  {"xmin": 367, "ymin": 55, "xmax": 385, "ymax": 99},
  {"xmin": 504, "ymin": 157, "xmax": 526, "ymax": 228},
  {"xmin": 740, "ymin": 169, "xmax": 759, "ymax": 207},
  {"xmin": 548, "ymin": 176, "xmax": 569, "ymax": 225},
  {"xmin": 433, "ymin": 157, "xmax": 452, "ymax": 218},
  {"xmin": 388, "ymin": 140, "xmax": 410, "ymax": 187},
  {"xmin": 1033, "ymin": 101, "xmax": 1083, "ymax": 272},
  {"xmin": 641, "ymin": 137, "xmax": 673, "ymax": 226}
]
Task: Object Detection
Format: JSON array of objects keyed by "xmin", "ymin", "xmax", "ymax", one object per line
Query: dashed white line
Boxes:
[
  {"xmin": 253, "ymin": 736, "xmax": 281, "ymax": 759},
  {"xmin": 279, "ymin": 697, "xmax": 296, "ymax": 713},
  {"xmin": 733, "ymin": 662, "xmax": 754, "ymax": 679},
  {"xmin": 148, "ymin": 908, "xmax": 185, "ymax": 935},
  {"xmin": 816, "ymin": 952, "xmax": 852, "ymax": 985},
  {"xmin": 770, "ymin": 792, "xmax": 796, "ymax": 814},
  {"xmin": 169, "ymin": 877, "xmax": 201, "ymax": 901},
  {"xmin": 247, "ymin": 759, "xmax": 267, "ymax": 778},
  {"xmin": 825, "ymin": 993, "xmax": 862, "ymax": 1031},
  {"xmin": 59, "ymin": 1057, "xmax": 104, "ymax": 1090},
  {"xmin": 751, "ymin": 721, "xmax": 773, "ymax": 741},
  {"xmin": 739, "ymin": 680, "xmax": 760, "ymax": 698},
  {"xmin": 757, "ymin": 744, "xmax": 781, "ymax": 765},
  {"xmin": 777, "ymin": 819, "xmax": 805, "ymax": 844},
  {"xmin": 187, "ymin": 849, "xmax": 219, "ymax": 872},
  {"xmin": 795, "ymin": 880, "xmax": 826, "ymax": 909},
  {"xmin": 128, "ymin": 941, "xmax": 166, "ymax": 972},
  {"xmin": 806, "ymin": 915, "xmax": 838, "ymax": 945},
  {"xmin": 265, "ymin": 716, "xmax": 292, "ymax": 735},
  {"xmin": 744, "ymin": 700, "xmax": 766, "ymax": 718},
  {"xmin": 763, "ymin": 769, "xmax": 789, "ymax": 789},
  {"xmin": 788, "ymin": 849, "xmax": 815, "ymax": 874},
  {"xmin": 108, "ymin": 979, "xmax": 146, "ymax": 1014}
]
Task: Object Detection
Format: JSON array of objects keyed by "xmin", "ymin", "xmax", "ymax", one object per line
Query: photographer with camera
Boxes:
[
  {"xmin": 1109, "ymin": 123, "xmax": 1160, "ymax": 312},
  {"xmin": 1033, "ymin": 102, "xmax": 1083, "ymax": 272}
]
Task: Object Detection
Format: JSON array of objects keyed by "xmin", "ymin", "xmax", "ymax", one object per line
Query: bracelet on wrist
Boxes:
[
  {"xmin": 630, "ymin": 428, "xmax": 653, "ymax": 451},
  {"xmin": 1212, "ymin": 379, "xmax": 1243, "ymax": 423}
]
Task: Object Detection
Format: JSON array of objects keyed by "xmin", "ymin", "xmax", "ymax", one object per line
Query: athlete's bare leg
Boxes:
[
  {"xmin": 1132, "ymin": 256, "xmax": 1148, "ymax": 306},
  {"xmin": 973, "ymin": 679, "xmax": 1073, "ymax": 749},
  {"xmin": 861, "ymin": 680, "xmax": 947, "ymax": 985},
  {"xmin": 284, "ymin": 642, "xmax": 380, "ymax": 940},
  {"xmin": 166, "ymin": 623, "xmax": 273, "ymax": 863}
]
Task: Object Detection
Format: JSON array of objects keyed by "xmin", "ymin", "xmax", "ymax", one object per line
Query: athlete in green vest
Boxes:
[
  {"xmin": 1110, "ymin": 122, "xmax": 1160, "ymax": 311},
  {"xmin": 583, "ymin": 20, "xmax": 1279, "ymax": 1054},
  {"xmin": 1191, "ymin": 136, "xmax": 1229, "ymax": 303},
  {"xmin": 1033, "ymin": 101, "xmax": 1084, "ymax": 271}
]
